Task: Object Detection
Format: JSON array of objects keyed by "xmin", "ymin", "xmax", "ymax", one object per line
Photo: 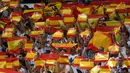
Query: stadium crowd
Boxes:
[{"xmin": 0, "ymin": 0, "xmax": 130, "ymax": 73}]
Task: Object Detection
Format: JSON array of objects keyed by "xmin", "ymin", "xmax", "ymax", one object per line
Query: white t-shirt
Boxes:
[
  {"xmin": 118, "ymin": 47, "xmax": 127, "ymax": 58},
  {"xmin": 65, "ymin": 65, "xmax": 78, "ymax": 73},
  {"xmin": 19, "ymin": 67, "xmax": 28, "ymax": 73}
]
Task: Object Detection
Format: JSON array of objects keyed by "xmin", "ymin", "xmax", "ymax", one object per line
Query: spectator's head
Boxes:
[
  {"xmin": 122, "ymin": 67, "xmax": 129, "ymax": 73},
  {"xmin": 70, "ymin": 48, "xmax": 76, "ymax": 55},
  {"xmin": 118, "ymin": 57, "xmax": 123, "ymax": 67},
  {"xmin": 126, "ymin": 47, "xmax": 130, "ymax": 56}
]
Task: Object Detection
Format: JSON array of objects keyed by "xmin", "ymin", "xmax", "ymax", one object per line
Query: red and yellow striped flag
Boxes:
[
  {"xmin": 34, "ymin": 58, "xmax": 45, "ymax": 68},
  {"xmin": 67, "ymin": 28, "xmax": 76, "ymax": 37},
  {"xmin": 90, "ymin": 65, "xmax": 100, "ymax": 73},
  {"xmin": 7, "ymin": 37, "xmax": 26, "ymax": 52},
  {"xmin": 116, "ymin": 2, "xmax": 126, "ymax": 9},
  {"xmin": 95, "ymin": 52, "xmax": 109, "ymax": 62},
  {"xmin": 9, "ymin": 0, "xmax": 19, "ymax": 8},
  {"xmin": 106, "ymin": 6, "xmax": 116, "ymax": 14},
  {"xmin": 80, "ymin": 29, "xmax": 91, "ymax": 38},
  {"xmin": 63, "ymin": 15, "xmax": 75, "ymax": 25},
  {"xmin": 61, "ymin": 8, "xmax": 72, "ymax": 16},
  {"xmin": 0, "ymin": 60, "xmax": 6, "ymax": 69},
  {"xmin": 10, "ymin": 12, "xmax": 22, "ymax": 23},
  {"xmin": 124, "ymin": 16, "xmax": 130, "ymax": 26},
  {"xmin": 30, "ymin": 30, "xmax": 44, "ymax": 37},
  {"xmin": 13, "ymin": 58, "xmax": 20, "ymax": 69},
  {"xmin": 106, "ymin": 58, "xmax": 117, "ymax": 68},
  {"xmin": 46, "ymin": 60, "xmax": 56, "ymax": 66},
  {"xmin": 104, "ymin": 21, "xmax": 121, "ymax": 26},
  {"xmin": 88, "ymin": 14, "xmax": 103, "ymax": 29},
  {"xmin": 96, "ymin": 6, "xmax": 104, "ymax": 14},
  {"xmin": 35, "ymin": 22, "xmax": 45, "ymax": 29},
  {"xmin": 99, "ymin": 66, "xmax": 112, "ymax": 73},
  {"xmin": 77, "ymin": 14, "xmax": 87, "ymax": 23},
  {"xmin": 52, "ymin": 30, "xmax": 63, "ymax": 39},
  {"xmin": 0, "ymin": 52, "xmax": 8, "ymax": 59},
  {"xmin": 5, "ymin": 59, "xmax": 13, "ymax": 69},
  {"xmin": 108, "ymin": 44, "xmax": 119, "ymax": 54},
  {"xmin": 77, "ymin": 6, "xmax": 93, "ymax": 14},
  {"xmin": 123, "ymin": 58, "xmax": 130, "ymax": 68},
  {"xmin": 24, "ymin": 42, "xmax": 33, "ymax": 51},
  {"xmin": 46, "ymin": 17, "xmax": 62, "ymax": 27},
  {"xmin": 80, "ymin": 60, "xmax": 94, "ymax": 70},
  {"xmin": 4, "ymin": 26, "xmax": 15, "ymax": 32},
  {"xmin": 26, "ymin": 51, "xmax": 37, "ymax": 60},
  {"xmin": 2, "ymin": 32, "xmax": 13, "ymax": 39},
  {"xmin": 72, "ymin": 56, "xmax": 83, "ymax": 66},
  {"xmin": 58, "ymin": 56, "xmax": 69, "ymax": 65},
  {"xmin": 88, "ymin": 31, "xmax": 112, "ymax": 52}
]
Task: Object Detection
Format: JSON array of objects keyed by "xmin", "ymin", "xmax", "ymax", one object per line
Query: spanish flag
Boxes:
[
  {"xmin": 72, "ymin": 56, "xmax": 83, "ymax": 66},
  {"xmin": 34, "ymin": 58, "xmax": 45, "ymax": 68},
  {"xmin": 46, "ymin": 60, "xmax": 56, "ymax": 66},
  {"xmin": 24, "ymin": 42, "xmax": 33, "ymax": 52},
  {"xmin": 7, "ymin": 37, "xmax": 26, "ymax": 52},
  {"xmin": 110, "ymin": 3, "xmax": 118, "ymax": 6},
  {"xmin": 77, "ymin": 6, "xmax": 93, "ymax": 14},
  {"xmin": 0, "ymin": 52, "xmax": 8, "ymax": 59},
  {"xmin": 5, "ymin": 59, "xmax": 13, "ymax": 69},
  {"xmin": 96, "ymin": 6, "xmax": 104, "ymax": 14},
  {"xmin": 52, "ymin": 30, "xmax": 63, "ymax": 39},
  {"xmin": 77, "ymin": 14, "xmax": 87, "ymax": 30},
  {"xmin": 108, "ymin": 44, "xmax": 119, "ymax": 54},
  {"xmin": 13, "ymin": 58, "xmax": 20, "ymax": 69},
  {"xmin": 80, "ymin": 60, "xmax": 94, "ymax": 70},
  {"xmin": 88, "ymin": 14, "xmax": 104, "ymax": 29},
  {"xmin": 0, "ymin": 60, "xmax": 6, "ymax": 69},
  {"xmin": 123, "ymin": 58, "xmax": 130, "ymax": 68},
  {"xmin": 51, "ymin": 43, "xmax": 77, "ymax": 49},
  {"xmin": 31, "ymin": 12, "xmax": 43, "ymax": 21},
  {"xmin": 116, "ymin": 2, "xmax": 126, "ymax": 9},
  {"xmin": 35, "ymin": 22, "xmax": 45, "ymax": 29},
  {"xmin": 9, "ymin": 0, "xmax": 19, "ymax": 8},
  {"xmin": 58, "ymin": 56, "xmax": 69, "ymax": 65},
  {"xmin": 45, "ymin": 2, "xmax": 62, "ymax": 11},
  {"xmin": 106, "ymin": 58, "xmax": 117, "ymax": 68},
  {"xmin": 90, "ymin": 65, "xmax": 100, "ymax": 73},
  {"xmin": 95, "ymin": 52, "xmax": 109, "ymax": 62},
  {"xmin": 2, "ymin": 32, "xmax": 13, "ymax": 39},
  {"xmin": 46, "ymin": 17, "xmax": 62, "ymax": 27},
  {"xmin": 10, "ymin": 12, "xmax": 22, "ymax": 23},
  {"xmin": 124, "ymin": 16, "xmax": 130, "ymax": 26},
  {"xmin": 106, "ymin": 6, "xmax": 116, "ymax": 14},
  {"xmin": 24, "ymin": 9, "xmax": 43, "ymax": 14},
  {"xmin": 63, "ymin": 15, "xmax": 75, "ymax": 25},
  {"xmin": 4, "ymin": 26, "xmax": 15, "ymax": 32},
  {"xmin": 30, "ymin": 30, "xmax": 44, "ymax": 37},
  {"xmin": 88, "ymin": 31, "xmax": 112, "ymax": 52},
  {"xmin": 104, "ymin": 21, "xmax": 121, "ymax": 26},
  {"xmin": 61, "ymin": 8, "xmax": 72, "ymax": 16},
  {"xmin": 117, "ymin": 9, "xmax": 126, "ymax": 19},
  {"xmin": 77, "ymin": 14, "xmax": 87, "ymax": 23},
  {"xmin": 26, "ymin": 51, "xmax": 37, "ymax": 60},
  {"xmin": 67, "ymin": 28, "xmax": 76, "ymax": 37},
  {"xmin": 80, "ymin": 29, "xmax": 91, "ymax": 38},
  {"xmin": 24, "ymin": 9, "xmax": 43, "ymax": 21},
  {"xmin": 99, "ymin": 66, "xmax": 112, "ymax": 73}
]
